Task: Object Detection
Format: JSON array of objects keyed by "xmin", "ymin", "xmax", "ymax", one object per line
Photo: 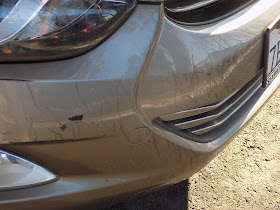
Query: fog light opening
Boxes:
[{"xmin": 0, "ymin": 149, "xmax": 58, "ymax": 191}]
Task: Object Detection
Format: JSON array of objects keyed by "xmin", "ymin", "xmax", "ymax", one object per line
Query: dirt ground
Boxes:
[{"xmin": 188, "ymin": 88, "xmax": 280, "ymax": 209}]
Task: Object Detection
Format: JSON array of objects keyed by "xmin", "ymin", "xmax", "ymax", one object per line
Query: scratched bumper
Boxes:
[{"xmin": 1, "ymin": 1, "xmax": 280, "ymax": 208}]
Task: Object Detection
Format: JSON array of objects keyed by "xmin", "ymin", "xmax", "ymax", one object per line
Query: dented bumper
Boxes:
[{"xmin": 1, "ymin": 0, "xmax": 280, "ymax": 208}]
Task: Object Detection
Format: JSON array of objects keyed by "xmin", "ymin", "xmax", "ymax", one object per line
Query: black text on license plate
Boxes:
[{"xmin": 263, "ymin": 16, "xmax": 280, "ymax": 88}]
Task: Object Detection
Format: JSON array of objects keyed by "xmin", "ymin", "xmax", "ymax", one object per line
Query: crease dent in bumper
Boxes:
[{"xmin": 0, "ymin": 5, "xmax": 160, "ymax": 144}]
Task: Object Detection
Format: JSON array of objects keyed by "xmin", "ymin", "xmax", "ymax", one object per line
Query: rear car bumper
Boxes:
[{"xmin": 1, "ymin": 0, "xmax": 280, "ymax": 208}]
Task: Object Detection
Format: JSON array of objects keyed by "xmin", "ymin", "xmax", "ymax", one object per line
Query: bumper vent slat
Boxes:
[
  {"xmin": 160, "ymin": 90, "xmax": 238, "ymax": 122},
  {"xmin": 154, "ymin": 71, "xmax": 262, "ymax": 141},
  {"xmin": 173, "ymin": 74, "xmax": 261, "ymax": 130}
]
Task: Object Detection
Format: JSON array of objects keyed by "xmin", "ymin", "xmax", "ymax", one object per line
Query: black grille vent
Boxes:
[
  {"xmin": 154, "ymin": 71, "xmax": 262, "ymax": 143},
  {"xmin": 165, "ymin": 0, "xmax": 257, "ymax": 25}
]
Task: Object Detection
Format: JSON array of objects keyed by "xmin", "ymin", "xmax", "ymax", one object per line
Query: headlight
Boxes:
[
  {"xmin": 0, "ymin": 149, "xmax": 57, "ymax": 190},
  {"xmin": 0, "ymin": 0, "xmax": 136, "ymax": 62}
]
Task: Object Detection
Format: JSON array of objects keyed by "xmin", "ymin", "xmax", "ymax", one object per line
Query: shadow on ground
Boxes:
[{"xmin": 103, "ymin": 179, "xmax": 189, "ymax": 210}]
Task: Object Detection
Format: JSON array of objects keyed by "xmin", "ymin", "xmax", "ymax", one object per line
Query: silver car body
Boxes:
[{"xmin": 0, "ymin": 0, "xmax": 280, "ymax": 208}]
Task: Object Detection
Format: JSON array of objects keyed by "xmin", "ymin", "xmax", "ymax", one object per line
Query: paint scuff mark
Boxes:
[
  {"xmin": 60, "ymin": 124, "xmax": 67, "ymax": 131},
  {"xmin": 69, "ymin": 115, "xmax": 84, "ymax": 121}
]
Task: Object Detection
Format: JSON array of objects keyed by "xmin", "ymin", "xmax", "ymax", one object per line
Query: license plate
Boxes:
[{"xmin": 263, "ymin": 16, "xmax": 280, "ymax": 88}]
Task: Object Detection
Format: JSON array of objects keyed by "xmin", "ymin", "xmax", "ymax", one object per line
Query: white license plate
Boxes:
[{"xmin": 263, "ymin": 16, "xmax": 280, "ymax": 88}]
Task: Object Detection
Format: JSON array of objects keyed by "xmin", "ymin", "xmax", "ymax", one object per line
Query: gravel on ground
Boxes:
[{"xmin": 188, "ymin": 88, "xmax": 280, "ymax": 209}]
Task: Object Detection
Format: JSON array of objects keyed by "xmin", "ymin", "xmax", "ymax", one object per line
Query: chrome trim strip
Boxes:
[
  {"xmin": 155, "ymin": 71, "xmax": 264, "ymax": 139},
  {"xmin": 165, "ymin": 0, "xmax": 257, "ymax": 26},
  {"xmin": 166, "ymin": 0, "xmax": 219, "ymax": 13},
  {"xmin": 174, "ymin": 75, "xmax": 261, "ymax": 130},
  {"xmin": 160, "ymin": 90, "xmax": 238, "ymax": 122},
  {"xmin": 189, "ymin": 80, "xmax": 262, "ymax": 135}
]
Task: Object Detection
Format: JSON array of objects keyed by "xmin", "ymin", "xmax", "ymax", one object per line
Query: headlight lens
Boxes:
[
  {"xmin": 0, "ymin": 0, "xmax": 136, "ymax": 62},
  {"xmin": 0, "ymin": 149, "xmax": 57, "ymax": 190}
]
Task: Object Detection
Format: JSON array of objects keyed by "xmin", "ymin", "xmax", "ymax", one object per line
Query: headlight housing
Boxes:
[
  {"xmin": 0, "ymin": 0, "xmax": 136, "ymax": 62},
  {"xmin": 0, "ymin": 149, "xmax": 57, "ymax": 190}
]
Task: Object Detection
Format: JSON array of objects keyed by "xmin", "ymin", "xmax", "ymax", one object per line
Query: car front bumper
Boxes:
[{"xmin": 0, "ymin": 0, "xmax": 280, "ymax": 208}]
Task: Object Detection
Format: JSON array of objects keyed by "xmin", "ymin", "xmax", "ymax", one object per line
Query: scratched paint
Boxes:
[{"xmin": 0, "ymin": 5, "xmax": 160, "ymax": 144}]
